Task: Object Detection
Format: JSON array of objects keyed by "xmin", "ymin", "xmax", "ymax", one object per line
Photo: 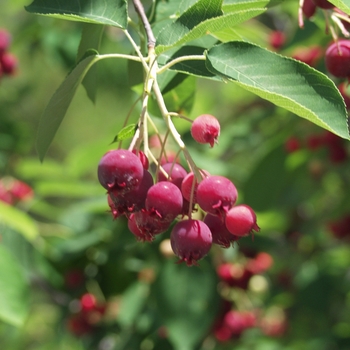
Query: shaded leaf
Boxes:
[
  {"xmin": 25, "ymin": 0, "xmax": 128, "ymax": 28},
  {"xmin": 0, "ymin": 245, "xmax": 29, "ymax": 327},
  {"xmin": 223, "ymin": 0, "xmax": 284, "ymax": 11},
  {"xmin": 206, "ymin": 41, "xmax": 350, "ymax": 139},
  {"xmin": 77, "ymin": 23, "xmax": 104, "ymax": 103},
  {"xmin": 0, "ymin": 201, "xmax": 39, "ymax": 242},
  {"xmin": 36, "ymin": 53, "xmax": 99, "ymax": 161},
  {"xmin": 111, "ymin": 124, "xmax": 137, "ymax": 144}
]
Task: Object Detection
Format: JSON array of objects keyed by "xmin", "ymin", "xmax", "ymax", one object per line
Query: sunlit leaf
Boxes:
[
  {"xmin": 206, "ymin": 41, "xmax": 350, "ymax": 139},
  {"xmin": 111, "ymin": 124, "xmax": 137, "ymax": 144}
]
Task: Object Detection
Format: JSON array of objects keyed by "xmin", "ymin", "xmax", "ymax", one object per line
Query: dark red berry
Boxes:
[
  {"xmin": 0, "ymin": 52, "xmax": 17, "ymax": 75},
  {"xmin": 217, "ymin": 263, "xmax": 253, "ymax": 289},
  {"xmin": 204, "ymin": 213, "xmax": 239, "ymax": 248},
  {"xmin": 285, "ymin": 137, "xmax": 300, "ymax": 153},
  {"xmin": 269, "ymin": 31, "xmax": 285, "ymax": 50},
  {"xmin": 191, "ymin": 114, "xmax": 220, "ymax": 147},
  {"xmin": 292, "ymin": 46, "xmax": 323, "ymax": 67},
  {"xmin": 157, "ymin": 162, "xmax": 187, "ymax": 188},
  {"xmin": 145, "ymin": 181, "xmax": 183, "ymax": 222},
  {"xmin": 311, "ymin": 0, "xmax": 334, "ymax": 9},
  {"xmin": 170, "ymin": 219, "xmax": 212, "ymax": 266},
  {"xmin": 181, "ymin": 170, "xmax": 209, "ymax": 203},
  {"xmin": 325, "ymin": 40, "xmax": 350, "ymax": 78},
  {"xmin": 225, "ymin": 204, "xmax": 260, "ymax": 237},
  {"xmin": 0, "ymin": 29, "xmax": 11, "ymax": 53},
  {"xmin": 197, "ymin": 175, "xmax": 238, "ymax": 217},
  {"xmin": 302, "ymin": 0, "xmax": 317, "ymax": 18},
  {"xmin": 97, "ymin": 149, "xmax": 144, "ymax": 193},
  {"xmin": 132, "ymin": 149, "xmax": 149, "ymax": 170},
  {"xmin": 80, "ymin": 293, "xmax": 97, "ymax": 312}
]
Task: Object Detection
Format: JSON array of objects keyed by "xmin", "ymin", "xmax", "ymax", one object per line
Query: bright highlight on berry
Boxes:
[{"xmin": 191, "ymin": 114, "xmax": 220, "ymax": 147}]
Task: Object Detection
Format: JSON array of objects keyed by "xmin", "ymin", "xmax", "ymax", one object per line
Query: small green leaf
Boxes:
[
  {"xmin": 0, "ymin": 201, "xmax": 39, "ymax": 242},
  {"xmin": 77, "ymin": 24, "xmax": 104, "ymax": 103},
  {"xmin": 0, "ymin": 245, "xmax": 30, "ymax": 327},
  {"xmin": 25, "ymin": 0, "xmax": 128, "ymax": 28},
  {"xmin": 111, "ymin": 124, "xmax": 137, "ymax": 144},
  {"xmin": 36, "ymin": 53, "xmax": 99, "ymax": 161},
  {"xmin": 206, "ymin": 41, "xmax": 350, "ymax": 140}
]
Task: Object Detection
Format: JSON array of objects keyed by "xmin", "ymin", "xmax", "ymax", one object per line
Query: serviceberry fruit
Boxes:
[
  {"xmin": 157, "ymin": 162, "xmax": 187, "ymax": 188},
  {"xmin": 311, "ymin": 0, "xmax": 334, "ymax": 9},
  {"xmin": 97, "ymin": 149, "xmax": 144, "ymax": 193},
  {"xmin": 170, "ymin": 219, "xmax": 212, "ymax": 266},
  {"xmin": 225, "ymin": 204, "xmax": 260, "ymax": 237},
  {"xmin": 302, "ymin": 0, "xmax": 317, "ymax": 18},
  {"xmin": 191, "ymin": 114, "xmax": 220, "ymax": 147},
  {"xmin": 197, "ymin": 175, "xmax": 238, "ymax": 217},
  {"xmin": 0, "ymin": 52, "xmax": 17, "ymax": 75},
  {"xmin": 0, "ymin": 29, "xmax": 11, "ymax": 53},
  {"xmin": 325, "ymin": 40, "xmax": 350, "ymax": 78},
  {"xmin": 145, "ymin": 181, "xmax": 183, "ymax": 222}
]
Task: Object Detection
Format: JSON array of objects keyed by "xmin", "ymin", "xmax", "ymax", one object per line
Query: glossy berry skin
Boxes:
[
  {"xmin": 325, "ymin": 40, "xmax": 350, "ymax": 78},
  {"xmin": 191, "ymin": 114, "xmax": 220, "ymax": 147},
  {"xmin": 302, "ymin": 0, "xmax": 317, "ymax": 18},
  {"xmin": 225, "ymin": 204, "xmax": 260, "ymax": 237},
  {"xmin": 204, "ymin": 214, "xmax": 239, "ymax": 248},
  {"xmin": 181, "ymin": 170, "xmax": 210, "ymax": 203},
  {"xmin": 170, "ymin": 219, "xmax": 212, "ymax": 266},
  {"xmin": 157, "ymin": 162, "xmax": 187, "ymax": 188},
  {"xmin": 145, "ymin": 181, "xmax": 183, "ymax": 222},
  {"xmin": 197, "ymin": 175, "xmax": 238, "ymax": 217},
  {"xmin": 98, "ymin": 149, "xmax": 144, "ymax": 193},
  {"xmin": 311, "ymin": 0, "xmax": 334, "ymax": 9}
]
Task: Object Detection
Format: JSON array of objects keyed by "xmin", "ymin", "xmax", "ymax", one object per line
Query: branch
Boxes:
[{"xmin": 132, "ymin": 0, "xmax": 156, "ymax": 51}]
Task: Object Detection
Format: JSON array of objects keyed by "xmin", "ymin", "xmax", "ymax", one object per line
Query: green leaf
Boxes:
[
  {"xmin": 153, "ymin": 260, "xmax": 220, "ymax": 350},
  {"xmin": 0, "ymin": 245, "xmax": 30, "ymax": 327},
  {"xmin": 111, "ymin": 124, "xmax": 137, "ymax": 144},
  {"xmin": 329, "ymin": 0, "xmax": 350, "ymax": 14},
  {"xmin": 36, "ymin": 53, "xmax": 99, "ymax": 161},
  {"xmin": 206, "ymin": 42, "xmax": 350, "ymax": 140},
  {"xmin": 155, "ymin": 0, "xmax": 265, "ymax": 54},
  {"xmin": 25, "ymin": 0, "xmax": 128, "ymax": 28},
  {"xmin": 222, "ymin": 0, "xmax": 284, "ymax": 11},
  {"xmin": 77, "ymin": 23, "xmax": 104, "ymax": 103},
  {"xmin": 0, "ymin": 201, "xmax": 39, "ymax": 242}
]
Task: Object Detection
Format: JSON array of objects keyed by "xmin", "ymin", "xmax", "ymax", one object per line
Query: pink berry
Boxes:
[
  {"xmin": 0, "ymin": 52, "xmax": 17, "ymax": 75},
  {"xmin": 197, "ymin": 175, "xmax": 238, "ymax": 217},
  {"xmin": 80, "ymin": 293, "xmax": 96, "ymax": 312},
  {"xmin": 191, "ymin": 114, "xmax": 220, "ymax": 147},
  {"xmin": 157, "ymin": 162, "xmax": 187, "ymax": 188},
  {"xmin": 0, "ymin": 29, "xmax": 11, "ymax": 53},
  {"xmin": 132, "ymin": 149, "xmax": 149, "ymax": 170},
  {"xmin": 204, "ymin": 213, "xmax": 240, "ymax": 248},
  {"xmin": 225, "ymin": 204, "xmax": 260, "ymax": 237},
  {"xmin": 302, "ymin": 0, "xmax": 317, "ymax": 18},
  {"xmin": 145, "ymin": 181, "xmax": 183, "ymax": 222},
  {"xmin": 269, "ymin": 31, "xmax": 285, "ymax": 50},
  {"xmin": 181, "ymin": 170, "xmax": 210, "ymax": 203},
  {"xmin": 325, "ymin": 40, "xmax": 350, "ymax": 78},
  {"xmin": 170, "ymin": 219, "xmax": 212, "ymax": 266},
  {"xmin": 97, "ymin": 149, "xmax": 144, "ymax": 193}
]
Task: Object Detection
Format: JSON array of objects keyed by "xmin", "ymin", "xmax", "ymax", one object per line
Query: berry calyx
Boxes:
[
  {"xmin": 97, "ymin": 149, "xmax": 144, "ymax": 193},
  {"xmin": 191, "ymin": 114, "xmax": 220, "ymax": 147},
  {"xmin": 225, "ymin": 204, "xmax": 260, "ymax": 237},
  {"xmin": 170, "ymin": 219, "xmax": 212, "ymax": 266},
  {"xmin": 325, "ymin": 40, "xmax": 350, "ymax": 78}
]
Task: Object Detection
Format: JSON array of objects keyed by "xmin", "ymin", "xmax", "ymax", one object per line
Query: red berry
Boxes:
[
  {"xmin": 191, "ymin": 114, "xmax": 220, "ymax": 147},
  {"xmin": 292, "ymin": 46, "xmax": 323, "ymax": 67},
  {"xmin": 146, "ymin": 181, "xmax": 183, "ymax": 222},
  {"xmin": 325, "ymin": 40, "xmax": 350, "ymax": 78},
  {"xmin": 225, "ymin": 204, "xmax": 260, "ymax": 237},
  {"xmin": 132, "ymin": 149, "xmax": 149, "ymax": 170},
  {"xmin": 157, "ymin": 162, "xmax": 187, "ymax": 188},
  {"xmin": 311, "ymin": 0, "xmax": 334, "ymax": 9},
  {"xmin": 0, "ymin": 29, "xmax": 11, "ymax": 53},
  {"xmin": 197, "ymin": 175, "xmax": 238, "ymax": 217},
  {"xmin": 269, "ymin": 31, "xmax": 285, "ymax": 50},
  {"xmin": 285, "ymin": 137, "xmax": 300, "ymax": 153},
  {"xmin": 0, "ymin": 53, "xmax": 17, "ymax": 75},
  {"xmin": 97, "ymin": 149, "xmax": 144, "ymax": 193},
  {"xmin": 204, "ymin": 214, "xmax": 240, "ymax": 248},
  {"xmin": 217, "ymin": 263, "xmax": 253, "ymax": 289},
  {"xmin": 302, "ymin": 0, "xmax": 317, "ymax": 18},
  {"xmin": 170, "ymin": 219, "xmax": 212, "ymax": 266},
  {"xmin": 80, "ymin": 293, "xmax": 97, "ymax": 312}
]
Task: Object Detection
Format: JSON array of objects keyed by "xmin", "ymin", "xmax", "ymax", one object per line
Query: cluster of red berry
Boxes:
[
  {"xmin": 66, "ymin": 293, "xmax": 107, "ymax": 337},
  {"xmin": 0, "ymin": 28, "xmax": 17, "ymax": 79},
  {"xmin": 98, "ymin": 115, "xmax": 259, "ymax": 266},
  {"xmin": 285, "ymin": 130, "xmax": 348, "ymax": 164},
  {"xmin": 0, "ymin": 177, "xmax": 33, "ymax": 205}
]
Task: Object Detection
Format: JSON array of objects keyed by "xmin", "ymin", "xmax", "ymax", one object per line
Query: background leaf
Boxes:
[
  {"xmin": 36, "ymin": 53, "xmax": 99, "ymax": 161},
  {"xmin": 0, "ymin": 245, "xmax": 30, "ymax": 327},
  {"xmin": 77, "ymin": 23, "xmax": 104, "ymax": 103},
  {"xmin": 206, "ymin": 41, "xmax": 350, "ymax": 140},
  {"xmin": 329, "ymin": 0, "xmax": 350, "ymax": 14},
  {"xmin": 25, "ymin": 0, "xmax": 128, "ymax": 28}
]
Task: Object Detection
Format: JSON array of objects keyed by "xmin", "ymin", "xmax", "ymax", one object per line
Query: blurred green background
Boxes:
[{"xmin": 1, "ymin": 1, "xmax": 350, "ymax": 349}]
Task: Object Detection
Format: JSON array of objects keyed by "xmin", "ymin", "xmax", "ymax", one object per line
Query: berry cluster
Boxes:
[
  {"xmin": 98, "ymin": 115, "xmax": 259, "ymax": 266},
  {"xmin": 0, "ymin": 28, "xmax": 17, "ymax": 79}
]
